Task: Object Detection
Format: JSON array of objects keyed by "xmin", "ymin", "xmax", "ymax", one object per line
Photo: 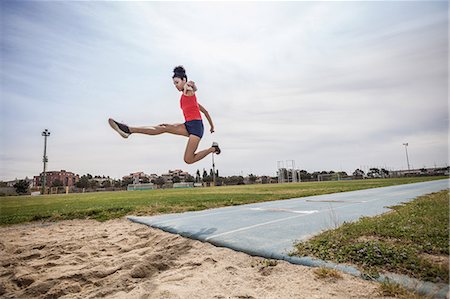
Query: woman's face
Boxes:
[{"xmin": 173, "ymin": 77, "xmax": 186, "ymax": 91}]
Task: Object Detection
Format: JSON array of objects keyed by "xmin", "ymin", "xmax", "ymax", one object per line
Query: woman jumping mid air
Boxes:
[{"xmin": 108, "ymin": 66, "xmax": 221, "ymax": 164}]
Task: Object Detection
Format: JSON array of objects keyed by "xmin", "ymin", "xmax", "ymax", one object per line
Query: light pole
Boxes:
[
  {"xmin": 212, "ymin": 153, "xmax": 216, "ymax": 186},
  {"xmin": 403, "ymin": 143, "xmax": 410, "ymax": 171},
  {"xmin": 41, "ymin": 129, "xmax": 50, "ymax": 194}
]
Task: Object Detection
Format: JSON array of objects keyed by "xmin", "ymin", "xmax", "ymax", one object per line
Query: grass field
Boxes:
[
  {"xmin": 291, "ymin": 190, "xmax": 449, "ymax": 284},
  {"xmin": 0, "ymin": 177, "xmax": 445, "ymax": 225}
]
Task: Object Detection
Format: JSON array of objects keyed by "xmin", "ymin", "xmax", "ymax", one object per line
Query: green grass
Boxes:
[
  {"xmin": 291, "ymin": 189, "xmax": 449, "ymax": 284},
  {"xmin": 0, "ymin": 177, "xmax": 445, "ymax": 226},
  {"xmin": 313, "ymin": 267, "xmax": 343, "ymax": 280},
  {"xmin": 378, "ymin": 280, "xmax": 432, "ymax": 299}
]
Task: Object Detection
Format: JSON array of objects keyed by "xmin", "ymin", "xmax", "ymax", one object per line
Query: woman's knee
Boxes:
[
  {"xmin": 184, "ymin": 153, "xmax": 196, "ymax": 164},
  {"xmin": 184, "ymin": 156, "xmax": 194, "ymax": 164},
  {"xmin": 159, "ymin": 124, "xmax": 173, "ymax": 133},
  {"xmin": 184, "ymin": 158, "xmax": 194, "ymax": 164}
]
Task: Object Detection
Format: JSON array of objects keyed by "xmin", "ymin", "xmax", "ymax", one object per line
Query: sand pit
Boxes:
[{"xmin": 0, "ymin": 218, "xmax": 388, "ymax": 298}]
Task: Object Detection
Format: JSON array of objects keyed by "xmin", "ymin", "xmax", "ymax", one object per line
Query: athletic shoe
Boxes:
[
  {"xmin": 108, "ymin": 118, "xmax": 131, "ymax": 138},
  {"xmin": 212, "ymin": 142, "xmax": 221, "ymax": 154}
]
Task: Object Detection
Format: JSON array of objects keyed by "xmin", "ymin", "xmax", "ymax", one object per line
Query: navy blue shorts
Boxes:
[{"xmin": 184, "ymin": 120, "xmax": 204, "ymax": 138}]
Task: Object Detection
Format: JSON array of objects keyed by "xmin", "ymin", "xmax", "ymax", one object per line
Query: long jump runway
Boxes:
[{"xmin": 128, "ymin": 179, "xmax": 448, "ymax": 259}]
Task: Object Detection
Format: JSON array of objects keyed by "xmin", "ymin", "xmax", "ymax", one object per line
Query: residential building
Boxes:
[
  {"xmin": 5, "ymin": 177, "xmax": 34, "ymax": 188},
  {"xmin": 161, "ymin": 169, "xmax": 190, "ymax": 183},
  {"xmin": 122, "ymin": 172, "xmax": 151, "ymax": 184},
  {"xmin": 34, "ymin": 170, "xmax": 79, "ymax": 187}
]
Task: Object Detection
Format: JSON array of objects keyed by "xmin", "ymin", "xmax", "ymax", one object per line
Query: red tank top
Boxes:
[{"xmin": 180, "ymin": 93, "xmax": 202, "ymax": 121}]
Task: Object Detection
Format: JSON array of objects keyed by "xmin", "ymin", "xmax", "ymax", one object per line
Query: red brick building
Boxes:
[{"xmin": 34, "ymin": 170, "xmax": 79, "ymax": 187}]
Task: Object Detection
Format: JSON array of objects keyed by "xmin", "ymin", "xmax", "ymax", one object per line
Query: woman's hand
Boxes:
[
  {"xmin": 210, "ymin": 126, "xmax": 215, "ymax": 133},
  {"xmin": 187, "ymin": 81, "xmax": 197, "ymax": 92}
]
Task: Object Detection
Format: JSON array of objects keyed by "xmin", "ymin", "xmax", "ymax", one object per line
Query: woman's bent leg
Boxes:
[{"xmin": 184, "ymin": 135, "xmax": 215, "ymax": 164}]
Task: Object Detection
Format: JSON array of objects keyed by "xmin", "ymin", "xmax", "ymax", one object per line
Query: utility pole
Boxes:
[
  {"xmin": 41, "ymin": 129, "xmax": 50, "ymax": 194},
  {"xmin": 212, "ymin": 153, "xmax": 216, "ymax": 186},
  {"xmin": 403, "ymin": 143, "xmax": 410, "ymax": 171}
]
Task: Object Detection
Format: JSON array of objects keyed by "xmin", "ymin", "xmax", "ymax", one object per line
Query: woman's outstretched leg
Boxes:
[
  {"xmin": 129, "ymin": 124, "xmax": 188, "ymax": 137},
  {"xmin": 109, "ymin": 118, "xmax": 188, "ymax": 138},
  {"xmin": 183, "ymin": 135, "xmax": 218, "ymax": 164}
]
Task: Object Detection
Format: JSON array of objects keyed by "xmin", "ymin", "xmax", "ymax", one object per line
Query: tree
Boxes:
[
  {"xmin": 13, "ymin": 180, "xmax": 30, "ymax": 195},
  {"xmin": 154, "ymin": 177, "xmax": 166, "ymax": 188},
  {"xmin": 202, "ymin": 169, "xmax": 208, "ymax": 181},
  {"xmin": 215, "ymin": 177, "xmax": 223, "ymax": 186},
  {"xmin": 311, "ymin": 172, "xmax": 320, "ymax": 181},
  {"xmin": 172, "ymin": 176, "xmax": 181, "ymax": 183},
  {"xmin": 52, "ymin": 179, "xmax": 63, "ymax": 188},
  {"xmin": 102, "ymin": 180, "xmax": 112, "ymax": 188},
  {"xmin": 203, "ymin": 175, "xmax": 213, "ymax": 183},
  {"xmin": 114, "ymin": 180, "xmax": 122, "ymax": 188},
  {"xmin": 89, "ymin": 180, "xmax": 99, "ymax": 189},
  {"xmin": 76, "ymin": 175, "xmax": 90, "ymax": 189},
  {"xmin": 299, "ymin": 170, "xmax": 311, "ymax": 181},
  {"xmin": 185, "ymin": 174, "xmax": 195, "ymax": 183},
  {"xmin": 121, "ymin": 177, "xmax": 134, "ymax": 187},
  {"xmin": 223, "ymin": 176, "xmax": 244, "ymax": 185},
  {"xmin": 353, "ymin": 169, "xmax": 365, "ymax": 179},
  {"xmin": 367, "ymin": 168, "xmax": 381, "ymax": 178},
  {"xmin": 196, "ymin": 169, "xmax": 201, "ymax": 183},
  {"xmin": 248, "ymin": 174, "xmax": 257, "ymax": 184}
]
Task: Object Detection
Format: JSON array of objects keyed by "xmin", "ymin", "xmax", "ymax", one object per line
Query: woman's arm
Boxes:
[
  {"xmin": 198, "ymin": 103, "xmax": 215, "ymax": 133},
  {"xmin": 183, "ymin": 81, "xmax": 197, "ymax": 96},
  {"xmin": 188, "ymin": 81, "xmax": 197, "ymax": 92}
]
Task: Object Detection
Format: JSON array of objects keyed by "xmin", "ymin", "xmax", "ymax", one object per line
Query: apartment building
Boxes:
[{"xmin": 33, "ymin": 170, "xmax": 79, "ymax": 187}]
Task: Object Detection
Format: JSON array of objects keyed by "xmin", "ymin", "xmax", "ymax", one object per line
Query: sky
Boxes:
[{"xmin": 0, "ymin": 1, "xmax": 448, "ymax": 181}]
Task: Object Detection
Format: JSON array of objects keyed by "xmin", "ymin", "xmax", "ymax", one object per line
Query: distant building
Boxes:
[
  {"xmin": 5, "ymin": 180, "xmax": 17, "ymax": 187},
  {"xmin": 122, "ymin": 172, "xmax": 151, "ymax": 184},
  {"xmin": 149, "ymin": 174, "xmax": 158, "ymax": 180},
  {"xmin": 34, "ymin": 170, "xmax": 79, "ymax": 187},
  {"xmin": 390, "ymin": 167, "xmax": 449, "ymax": 177},
  {"xmin": 161, "ymin": 169, "xmax": 190, "ymax": 183},
  {"xmin": 122, "ymin": 170, "xmax": 190, "ymax": 186},
  {"xmin": 5, "ymin": 177, "xmax": 34, "ymax": 188},
  {"xmin": 255, "ymin": 176, "xmax": 273, "ymax": 184}
]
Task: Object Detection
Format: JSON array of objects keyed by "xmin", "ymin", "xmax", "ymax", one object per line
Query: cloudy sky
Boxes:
[{"xmin": 1, "ymin": 1, "xmax": 448, "ymax": 181}]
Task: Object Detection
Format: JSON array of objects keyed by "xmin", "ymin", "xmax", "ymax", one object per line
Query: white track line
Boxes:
[{"xmin": 204, "ymin": 195, "xmax": 395, "ymax": 241}]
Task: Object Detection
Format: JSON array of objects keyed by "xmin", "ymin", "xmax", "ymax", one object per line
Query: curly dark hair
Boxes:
[{"xmin": 172, "ymin": 65, "xmax": 187, "ymax": 80}]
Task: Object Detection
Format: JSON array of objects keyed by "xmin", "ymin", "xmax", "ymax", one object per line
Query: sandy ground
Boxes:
[{"xmin": 0, "ymin": 218, "xmax": 391, "ymax": 299}]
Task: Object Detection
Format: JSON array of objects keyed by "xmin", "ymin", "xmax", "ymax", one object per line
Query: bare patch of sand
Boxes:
[
  {"xmin": 420, "ymin": 253, "xmax": 450, "ymax": 269},
  {"xmin": 0, "ymin": 218, "xmax": 390, "ymax": 298}
]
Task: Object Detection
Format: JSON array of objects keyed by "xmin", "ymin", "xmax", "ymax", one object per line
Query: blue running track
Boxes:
[{"xmin": 128, "ymin": 179, "xmax": 448, "ymax": 258}]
